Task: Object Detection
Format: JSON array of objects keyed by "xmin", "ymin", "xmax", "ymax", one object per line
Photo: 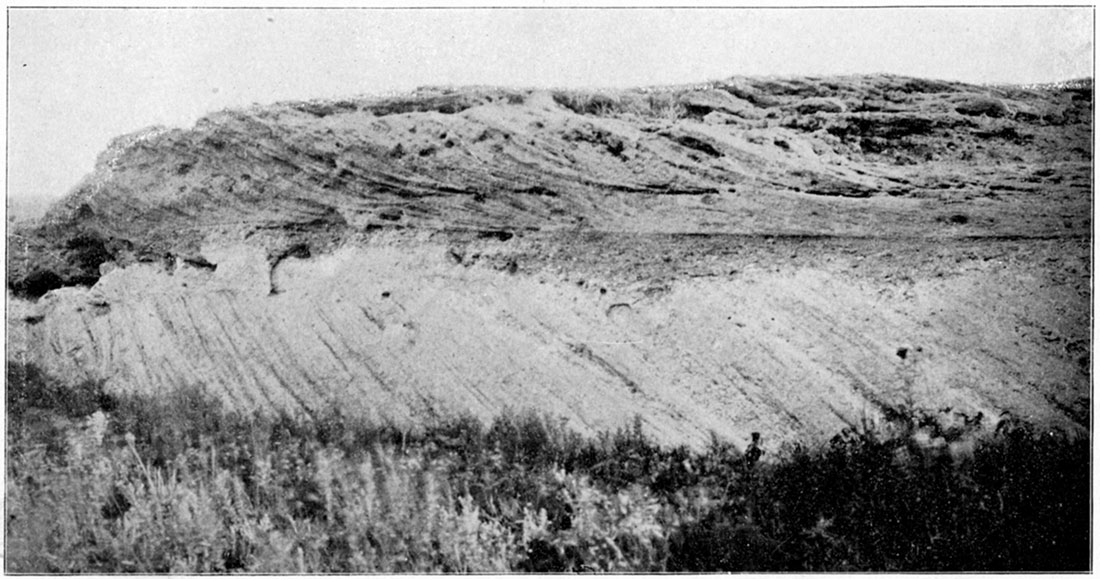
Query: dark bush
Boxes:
[
  {"xmin": 8, "ymin": 230, "xmax": 117, "ymax": 298},
  {"xmin": 795, "ymin": 97, "xmax": 847, "ymax": 114},
  {"xmin": 956, "ymin": 97, "xmax": 1010, "ymax": 118},
  {"xmin": 898, "ymin": 78, "xmax": 957, "ymax": 94},
  {"xmin": 666, "ymin": 415, "xmax": 1091, "ymax": 572},
  {"xmin": 7, "ymin": 361, "xmax": 115, "ymax": 420},
  {"xmin": 292, "ymin": 100, "xmax": 359, "ymax": 118},
  {"xmin": 368, "ymin": 94, "xmax": 476, "ymax": 116},
  {"xmin": 669, "ymin": 510, "xmax": 784, "ymax": 571},
  {"xmin": 65, "ymin": 233, "xmax": 112, "ymax": 273},
  {"xmin": 552, "ymin": 92, "xmax": 620, "ymax": 116},
  {"xmin": 10, "ymin": 269, "xmax": 65, "ymax": 298},
  {"xmin": 6, "ymin": 361, "xmax": 116, "ymax": 458}
]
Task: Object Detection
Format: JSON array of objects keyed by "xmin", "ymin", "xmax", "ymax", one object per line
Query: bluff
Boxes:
[{"xmin": 7, "ymin": 75, "xmax": 1092, "ymax": 447}]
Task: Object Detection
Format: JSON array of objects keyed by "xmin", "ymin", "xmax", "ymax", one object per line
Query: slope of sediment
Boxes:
[{"xmin": 7, "ymin": 75, "xmax": 1092, "ymax": 448}]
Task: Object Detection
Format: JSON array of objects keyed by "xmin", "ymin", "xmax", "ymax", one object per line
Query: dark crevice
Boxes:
[
  {"xmin": 661, "ymin": 133, "xmax": 724, "ymax": 158},
  {"xmin": 182, "ymin": 256, "xmax": 218, "ymax": 272},
  {"xmin": 268, "ymin": 243, "xmax": 313, "ymax": 295},
  {"xmin": 477, "ymin": 230, "xmax": 515, "ymax": 242}
]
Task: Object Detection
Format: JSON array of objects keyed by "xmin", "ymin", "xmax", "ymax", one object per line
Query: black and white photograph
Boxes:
[{"xmin": 4, "ymin": 4, "xmax": 1093, "ymax": 572}]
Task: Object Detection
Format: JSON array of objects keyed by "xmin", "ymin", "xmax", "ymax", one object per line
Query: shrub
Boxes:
[
  {"xmin": 795, "ymin": 97, "xmax": 847, "ymax": 114},
  {"xmin": 9, "ymin": 269, "xmax": 66, "ymax": 298},
  {"xmin": 519, "ymin": 472, "xmax": 670, "ymax": 572},
  {"xmin": 552, "ymin": 91, "xmax": 621, "ymax": 116},
  {"xmin": 7, "ymin": 361, "xmax": 114, "ymax": 420},
  {"xmin": 955, "ymin": 96, "xmax": 1010, "ymax": 118},
  {"xmin": 5, "ymin": 364, "xmax": 1091, "ymax": 572}
]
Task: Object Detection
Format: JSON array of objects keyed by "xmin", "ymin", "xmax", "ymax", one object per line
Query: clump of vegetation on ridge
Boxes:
[{"xmin": 5, "ymin": 361, "xmax": 1089, "ymax": 573}]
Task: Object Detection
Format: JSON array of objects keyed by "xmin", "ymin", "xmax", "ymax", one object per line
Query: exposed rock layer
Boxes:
[{"xmin": 8, "ymin": 75, "xmax": 1092, "ymax": 447}]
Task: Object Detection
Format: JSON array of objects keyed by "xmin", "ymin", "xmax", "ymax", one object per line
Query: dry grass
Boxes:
[{"xmin": 5, "ymin": 362, "xmax": 1090, "ymax": 572}]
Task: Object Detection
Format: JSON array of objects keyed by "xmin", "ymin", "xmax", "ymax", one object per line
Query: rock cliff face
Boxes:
[{"xmin": 7, "ymin": 75, "xmax": 1091, "ymax": 447}]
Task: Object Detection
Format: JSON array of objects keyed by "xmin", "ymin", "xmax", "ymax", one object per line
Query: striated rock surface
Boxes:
[{"xmin": 7, "ymin": 75, "xmax": 1091, "ymax": 448}]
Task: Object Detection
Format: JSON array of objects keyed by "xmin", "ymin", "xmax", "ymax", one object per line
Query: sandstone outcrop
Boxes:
[{"xmin": 8, "ymin": 75, "xmax": 1091, "ymax": 447}]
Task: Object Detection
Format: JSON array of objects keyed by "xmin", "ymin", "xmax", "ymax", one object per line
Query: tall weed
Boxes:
[{"xmin": 5, "ymin": 363, "xmax": 1089, "ymax": 572}]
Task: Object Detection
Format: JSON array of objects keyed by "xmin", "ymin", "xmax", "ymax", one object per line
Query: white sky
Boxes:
[{"xmin": 5, "ymin": 6, "xmax": 1095, "ymax": 215}]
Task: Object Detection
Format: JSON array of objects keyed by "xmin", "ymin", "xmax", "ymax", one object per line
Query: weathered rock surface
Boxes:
[{"xmin": 7, "ymin": 75, "xmax": 1091, "ymax": 447}]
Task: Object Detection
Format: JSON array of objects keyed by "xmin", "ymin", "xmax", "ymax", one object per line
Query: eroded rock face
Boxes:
[
  {"xmin": 10, "ymin": 234, "xmax": 1090, "ymax": 447},
  {"xmin": 7, "ymin": 75, "xmax": 1092, "ymax": 447}
]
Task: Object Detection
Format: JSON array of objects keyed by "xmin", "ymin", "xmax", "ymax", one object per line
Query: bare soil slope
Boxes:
[{"xmin": 7, "ymin": 75, "xmax": 1091, "ymax": 448}]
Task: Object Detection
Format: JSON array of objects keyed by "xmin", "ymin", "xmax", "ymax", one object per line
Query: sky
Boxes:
[{"xmin": 5, "ymin": 6, "xmax": 1095, "ymax": 218}]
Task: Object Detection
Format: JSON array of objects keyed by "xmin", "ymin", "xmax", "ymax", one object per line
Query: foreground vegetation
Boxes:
[{"xmin": 6, "ymin": 362, "xmax": 1089, "ymax": 572}]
